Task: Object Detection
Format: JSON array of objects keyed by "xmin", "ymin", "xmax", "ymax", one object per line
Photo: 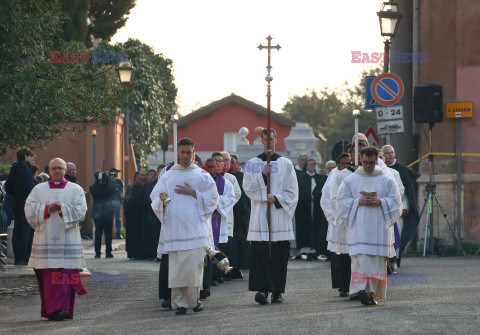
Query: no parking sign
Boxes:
[{"xmin": 371, "ymin": 73, "xmax": 404, "ymax": 106}]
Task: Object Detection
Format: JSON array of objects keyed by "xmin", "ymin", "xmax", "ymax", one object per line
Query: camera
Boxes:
[{"xmin": 94, "ymin": 171, "xmax": 110, "ymax": 184}]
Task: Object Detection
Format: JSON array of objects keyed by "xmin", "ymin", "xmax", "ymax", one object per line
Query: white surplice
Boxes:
[
  {"xmin": 222, "ymin": 172, "xmax": 241, "ymax": 237},
  {"xmin": 325, "ymin": 168, "xmax": 352, "ymax": 254},
  {"xmin": 336, "ymin": 165, "xmax": 402, "ymax": 298},
  {"xmin": 25, "ymin": 182, "xmax": 87, "ymax": 269},
  {"xmin": 151, "ymin": 163, "xmax": 219, "ymax": 308},
  {"xmin": 243, "ymin": 156, "xmax": 298, "ymax": 242},
  {"xmin": 389, "ymin": 167, "xmax": 405, "ymax": 248},
  {"xmin": 215, "ymin": 176, "xmax": 236, "ymax": 243},
  {"xmin": 151, "ymin": 164, "xmax": 219, "ymax": 255}
]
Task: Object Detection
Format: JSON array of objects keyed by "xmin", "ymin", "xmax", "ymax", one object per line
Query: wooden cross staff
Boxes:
[{"xmin": 258, "ymin": 35, "xmax": 281, "ymax": 260}]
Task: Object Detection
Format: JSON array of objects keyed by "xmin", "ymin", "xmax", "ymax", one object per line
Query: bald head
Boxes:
[
  {"xmin": 220, "ymin": 151, "xmax": 231, "ymax": 172},
  {"xmin": 49, "ymin": 158, "xmax": 67, "ymax": 182},
  {"xmin": 352, "ymin": 133, "xmax": 367, "ymax": 143}
]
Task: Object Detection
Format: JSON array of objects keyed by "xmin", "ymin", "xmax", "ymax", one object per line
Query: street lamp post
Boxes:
[
  {"xmin": 92, "ymin": 130, "xmax": 97, "ymax": 182},
  {"xmin": 117, "ymin": 59, "xmax": 134, "ymax": 187},
  {"xmin": 352, "ymin": 110, "xmax": 360, "ymax": 167},
  {"xmin": 377, "ymin": 1, "xmax": 402, "ymax": 145}
]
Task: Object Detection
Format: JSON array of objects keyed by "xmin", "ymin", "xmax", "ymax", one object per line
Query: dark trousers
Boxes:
[
  {"xmin": 94, "ymin": 218, "xmax": 112, "ymax": 254},
  {"xmin": 158, "ymin": 254, "xmax": 171, "ymax": 300},
  {"xmin": 248, "ymin": 241, "xmax": 290, "ymax": 294},
  {"xmin": 203, "ymin": 258, "xmax": 212, "ymax": 290},
  {"xmin": 228, "ymin": 232, "xmax": 251, "ymax": 270},
  {"xmin": 330, "ymin": 253, "xmax": 351, "ymax": 290},
  {"xmin": 212, "ymin": 242, "xmax": 228, "ymax": 281},
  {"xmin": 112, "ymin": 200, "xmax": 122, "ymax": 235},
  {"xmin": 12, "ymin": 213, "xmax": 33, "ymax": 262}
]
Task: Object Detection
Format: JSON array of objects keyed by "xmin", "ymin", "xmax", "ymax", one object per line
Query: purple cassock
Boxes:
[
  {"xmin": 34, "ymin": 269, "xmax": 87, "ymax": 319},
  {"xmin": 393, "ymin": 222, "xmax": 401, "ymax": 250},
  {"xmin": 210, "ymin": 174, "xmax": 225, "ymax": 264}
]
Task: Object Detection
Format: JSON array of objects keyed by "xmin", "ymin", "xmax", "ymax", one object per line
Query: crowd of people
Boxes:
[{"xmin": 0, "ymin": 128, "xmax": 421, "ymax": 319}]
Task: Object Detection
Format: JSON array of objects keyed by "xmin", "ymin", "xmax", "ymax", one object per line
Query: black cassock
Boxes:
[
  {"xmin": 229, "ymin": 169, "xmax": 251, "ymax": 270},
  {"xmin": 125, "ymin": 182, "xmax": 145, "ymax": 259},
  {"xmin": 389, "ymin": 161, "xmax": 421, "ymax": 258},
  {"xmin": 142, "ymin": 180, "xmax": 161, "ymax": 259},
  {"xmin": 295, "ymin": 171, "xmax": 328, "ymax": 254}
]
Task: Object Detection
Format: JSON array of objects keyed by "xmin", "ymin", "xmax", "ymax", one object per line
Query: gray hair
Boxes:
[
  {"xmin": 381, "ymin": 145, "xmax": 395, "ymax": 153},
  {"xmin": 326, "ymin": 160, "xmax": 336, "ymax": 167}
]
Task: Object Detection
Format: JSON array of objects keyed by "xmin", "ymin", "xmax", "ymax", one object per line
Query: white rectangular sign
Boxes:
[
  {"xmin": 377, "ymin": 119, "xmax": 405, "ymax": 135},
  {"xmin": 375, "ymin": 105, "xmax": 404, "ymax": 121}
]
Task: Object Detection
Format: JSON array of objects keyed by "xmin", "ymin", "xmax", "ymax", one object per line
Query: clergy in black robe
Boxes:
[
  {"xmin": 296, "ymin": 159, "xmax": 328, "ymax": 260},
  {"xmin": 139, "ymin": 169, "xmax": 160, "ymax": 260},
  {"xmin": 125, "ymin": 171, "xmax": 147, "ymax": 260},
  {"xmin": 383, "ymin": 145, "xmax": 420, "ymax": 266},
  {"xmin": 243, "ymin": 129, "xmax": 298, "ymax": 304},
  {"xmin": 228, "ymin": 160, "xmax": 251, "ymax": 271}
]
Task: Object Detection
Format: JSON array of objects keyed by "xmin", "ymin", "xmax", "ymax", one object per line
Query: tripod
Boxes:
[{"xmin": 420, "ymin": 123, "xmax": 466, "ymax": 256}]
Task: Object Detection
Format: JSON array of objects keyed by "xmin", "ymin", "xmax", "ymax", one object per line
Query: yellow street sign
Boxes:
[{"xmin": 445, "ymin": 102, "xmax": 473, "ymax": 119}]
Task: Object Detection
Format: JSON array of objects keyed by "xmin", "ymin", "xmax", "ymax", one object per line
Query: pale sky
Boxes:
[{"xmin": 112, "ymin": 0, "xmax": 385, "ymax": 114}]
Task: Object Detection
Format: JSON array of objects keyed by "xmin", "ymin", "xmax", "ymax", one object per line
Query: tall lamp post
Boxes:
[
  {"xmin": 353, "ymin": 110, "xmax": 360, "ymax": 167},
  {"xmin": 377, "ymin": 1, "xmax": 402, "ymax": 145},
  {"xmin": 92, "ymin": 130, "xmax": 97, "ymax": 182},
  {"xmin": 117, "ymin": 59, "xmax": 134, "ymax": 187}
]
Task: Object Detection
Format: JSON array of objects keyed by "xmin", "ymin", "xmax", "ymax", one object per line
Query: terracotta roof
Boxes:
[{"xmin": 177, "ymin": 93, "xmax": 296, "ymax": 128}]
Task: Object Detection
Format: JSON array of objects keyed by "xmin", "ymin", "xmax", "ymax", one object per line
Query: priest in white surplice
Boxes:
[
  {"xmin": 152, "ymin": 138, "xmax": 219, "ymax": 315},
  {"xmin": 243, "ymin": 128, "xmax": 298, "ymax": 305},
  {"xmin": 336, "ymin": 147, "xmax": 402, "ymax": 306},
  {"xmin": 25, "ymin": 158, "xmax": 87, "ymax": 321}
]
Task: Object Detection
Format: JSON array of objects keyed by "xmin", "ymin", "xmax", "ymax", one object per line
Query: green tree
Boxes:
[
  {"xmin": 60, "ymin": 0, "xmax": 90, "ymax": 43},
  {"xmin": 0, "ymin": 0, "xmax": 127, "ymax": 154},
  {"xmin": 283, "ymin": 67, "xmax": 381, "ymax": 160},
  {"xmin": 94, "ymin": 39, "xmax": 178, "ymax": 167},
  {"xmin": 88, "ymin": 0, "xmax": 137, "ymax": 43}
]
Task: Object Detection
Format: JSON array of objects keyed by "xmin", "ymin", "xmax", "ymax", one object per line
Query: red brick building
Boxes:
[{"xmin": 170, "ymin": 93, "xmax": 295, "ymax": 152}]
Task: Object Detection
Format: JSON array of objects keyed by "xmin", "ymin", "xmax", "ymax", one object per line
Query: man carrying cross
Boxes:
[{"xmin": 243, "ymin": 128, "xmax": 298, "ymax": 304}]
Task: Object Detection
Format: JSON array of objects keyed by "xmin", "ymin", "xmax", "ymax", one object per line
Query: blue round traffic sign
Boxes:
[{"xmin": 371, "ymin": 73, "xmax": 404, "ymax": 106}]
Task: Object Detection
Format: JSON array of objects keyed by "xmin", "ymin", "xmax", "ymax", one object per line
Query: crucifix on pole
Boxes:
[{"xmin": 258, "ymin": 35, "xmax": 281, "ymax": 260}]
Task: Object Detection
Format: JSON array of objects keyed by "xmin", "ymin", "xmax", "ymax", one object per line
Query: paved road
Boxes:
[{"xmin": 1, "ymin": 250, "xmax": 479, "ymax": 335}]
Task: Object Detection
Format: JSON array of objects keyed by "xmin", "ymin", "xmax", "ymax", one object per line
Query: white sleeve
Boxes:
[
  {"xmin": 60, "ymin": 186, "xmax": 87, "ymax": 230},
  {"xmin": 274, "ymin": 161, "xmax": 299, "ymax": 217},
  {"xmin": 24, "ymin": 187, "xmax": 47, "ymax": 231},
  {"xmin": 217, "ymin": 179, "xmax": 236, "ymax": 217}
]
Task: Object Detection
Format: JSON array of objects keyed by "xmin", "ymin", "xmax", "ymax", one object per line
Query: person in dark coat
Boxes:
[
  {"xmin": 141, "ymin": 169, "xmax": 160, "ymax": 260},
  {"xmin": 4, "ymin": 148, "xmax": 37, "ymax": 265},
  {"xmin": 89, "ymin": 171, "xmax": 116, "ymax": 258},
  {"xmin": 228, "ymin": 155, "xmax": 251, "ymax": 271},
  {"xmin": 295, "ymin": 158, "xmax": 328, "ymax": 260},
  {"xmin": 125, "ymin": 171, "xmax": 147, "ymax": 260},
  {"xmin": 382, "ymin": 145, "xmax": 421, "ymax": 266}
]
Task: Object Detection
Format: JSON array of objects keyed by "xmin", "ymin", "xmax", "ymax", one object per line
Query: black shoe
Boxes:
[
  {"xmin": 175, "ymin": 307, "xmax": 187, "ymax": 315},
  {"xmin": 229, "ymin": 269, "xmax": 244, "ymax": 279},
  {"xmin": 271, "ymin": 293, "xmax": 284, "ymax": 303},
  {"xmin": 200, "ymin": 289, "xmax": 211, "ymax": 300},
  {"xmin": 223, "ymin": 275, "xmax": 231, "ymax": 281},
  {"xmin": 369, "ymin": 297, "xmax": 378, "ymax": 306},
  {"xmin": 216, "ymin": 277, "xmax": 224, "ymax": 284},
  {"xmin": 349, "ymin": 295, "xmax": 358, "ymax": 301},
  {"xmin": 106, "ymin": 252, "xmax": 114, "ymax": 258},
  {"xmin": 95, "ymin": 253, "xmax": 101, "ymax": 258},
  {"xmin": 14, "ymin": 258, "xmax": 28, "ymax": 265},
  {"xmin": 255, "ymin": 291, "xmax": 268, "ymax": 305},
  {"xmin": 193, "ymin": 301, "xmax": 203, "ymax": 312},
  {"xmin": 339, "ymin": 288, "xmax": 349, "ymax": 297},
  {"xmin": 357, "ymin": 290, "xmax": 369, "ymax": 306},
  {"xmin": 161, "ymin": 299, "xmax": 171, "ymax": 309},
  {"xmin": 49, "ymin": 308, "xmax": 70, "ymax": 321},
  {"xmin": 306, "ymin": 254, "xmax": 316, "ymax": 261}
]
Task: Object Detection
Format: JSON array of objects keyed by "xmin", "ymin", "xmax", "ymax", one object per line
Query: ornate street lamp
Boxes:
[
  {"xmin": 377, "ymin": 1, "xmax": 402, "ymax": 73},
  {"xmin": 116, "ymin": 59, "xmax": 134, "ymax": 187}
]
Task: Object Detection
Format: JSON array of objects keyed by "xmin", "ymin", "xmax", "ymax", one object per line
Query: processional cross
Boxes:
[{"xmin": 258, "ymin": 35, "xmax": 281, "ymax": 260}]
